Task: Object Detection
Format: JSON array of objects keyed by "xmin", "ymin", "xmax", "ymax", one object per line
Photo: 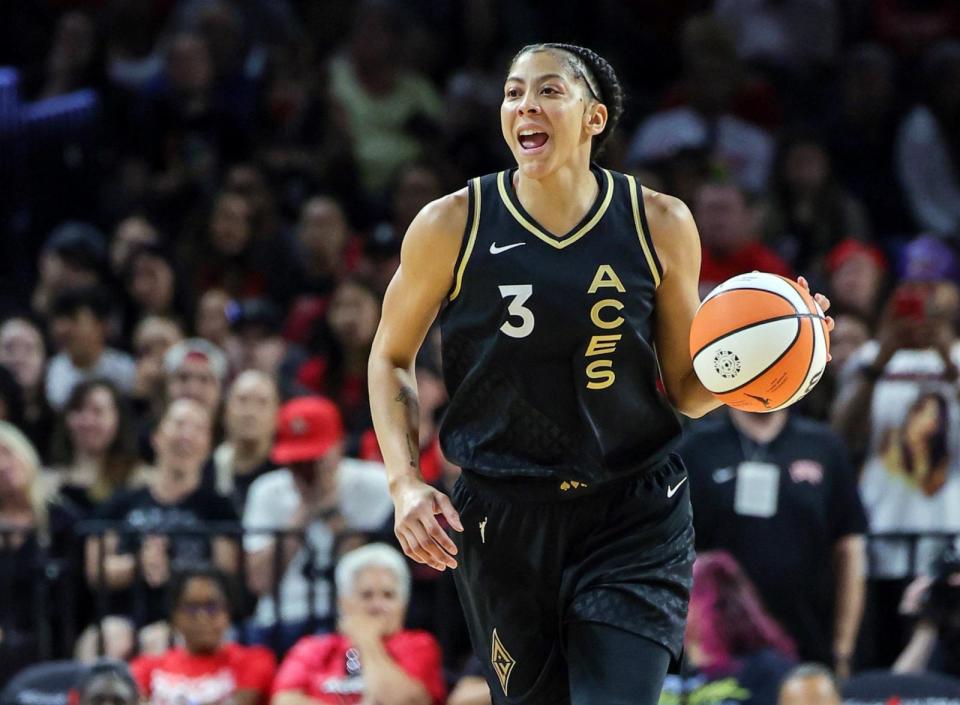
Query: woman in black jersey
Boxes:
[{"xmin": 369, "ymin": 43, "xmax": 832, "ymax": 705}]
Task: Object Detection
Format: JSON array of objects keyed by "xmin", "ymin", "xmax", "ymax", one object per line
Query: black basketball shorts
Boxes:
[{"xmin": 449, "ymin": 453, "xmax": 695, "ymax": 704}]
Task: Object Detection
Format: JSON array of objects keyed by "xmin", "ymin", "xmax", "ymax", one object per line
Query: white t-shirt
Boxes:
[
  {"xmin": 242, "ymin": 458, "xmax": 393, "ymax": 625},
  {"xmin": 45, "ymin": 348, "xmax": 136, "ymax": 410},
  {"xmin": 839, "ymin": 341, "xmax": 960, "ymax": 577}
]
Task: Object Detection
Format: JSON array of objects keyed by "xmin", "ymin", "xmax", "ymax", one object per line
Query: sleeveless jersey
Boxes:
[{"xmin": 439, "ymin": 165, "xmax": 683, "ymax": 485}]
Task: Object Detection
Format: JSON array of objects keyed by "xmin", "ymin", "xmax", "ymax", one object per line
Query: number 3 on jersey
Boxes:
[{"xmin": 498, "ymin": 285, "xmax": 534, "ymax": 338}]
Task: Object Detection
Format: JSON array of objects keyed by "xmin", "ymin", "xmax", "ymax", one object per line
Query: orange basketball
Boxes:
[{"xmin": 689, "ymin": 272, "xmax": 830, "ymax": 413}]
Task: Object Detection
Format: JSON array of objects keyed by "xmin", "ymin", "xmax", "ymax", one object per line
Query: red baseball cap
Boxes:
[
  {"xmin": 825, "ymin": 239, "xmax": 887, "ymax": 274},
  {"xmin": 271, "ymin": 396, "xmax": 344, "ymax": 464}
]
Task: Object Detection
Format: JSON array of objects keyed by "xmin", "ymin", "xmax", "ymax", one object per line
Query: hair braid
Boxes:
[{"xmin": 512, "ymin": 43, "xmax": 626, "ymax": 158}]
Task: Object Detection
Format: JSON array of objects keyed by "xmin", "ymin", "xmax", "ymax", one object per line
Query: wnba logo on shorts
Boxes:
[{"xmin": 491, "ymin": 628, "xmax": 516, "ymax": 696}]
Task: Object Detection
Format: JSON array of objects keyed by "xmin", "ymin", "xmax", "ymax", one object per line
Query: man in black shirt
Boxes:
[{"xmin": 678, "ymin": 409, "xmax": 867, "ymax": 674}]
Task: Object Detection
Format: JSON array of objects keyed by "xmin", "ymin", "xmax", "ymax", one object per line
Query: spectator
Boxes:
[
  {"xmin": 50, "ymin": 379, "xmax": 145, "ymax": 515},
  {"xmin": 32, "ymin": 223, "xmax": 108, "ymax": 318},
  {"xmin": 0, "ymin": 366, "xmax": 24, "ymax": 428},
  {"xmin": 193, "ymin": 191, "xmax": 269, "ymax": 299},
  {"xmin": 894, "ymin": 545, "xmax": 960, "ymax": 677},
  {"xmin": 626, "ymin": 15, "xmax": 774, "ymax": 194},
  {"xmin": 122, "ymin": 244, "xmax": 192, "ymax": 333},
  {"xmin": 0, "ymin": 316, "xmax": 54, "ymax": 458},
  {"xmin": 713, "ymin": 0, "xmax": 839, "ymax": 77},
  {"xmin": 224, "ymin": 163, "xmax": 283, "ymax": 247},
  {"xmin": 213, "ymin": 370, "xmax": 279, "ymax": 512},
  {"xmin": 109, "ymin": 215, "xmax": 161, "ymax": 280},
  {"xmin": 660, "ymin": 551, "xmax": 797, "ymax": 705},
  {"xmin": 693, "ymin": 181, "xmax": 792, "ymax": 297},
  {"xmin": 76, "ymin": 661, "xmax": 140, "ymax": 705},
  {"xmin": 282, "ymin": 196, "xmax": 354, "ymax": 304},
  {"xmin": 298, "ymin": 277, "xmax": 381, "ymax": 451},
  {"xmin": 243, "ymin": 397, "xmax": 392, "ymax": 651},
  {"xmin": 228, "ymin": 299, "xmax": 304, "ymax": 395},
  {"xmin": 762, "ymin": 132, "xmax": 871, "ymax": 273},
  {"xmin": 163, "ymin": 338, "xmax": 229, "ymax": 418},
  {"xmin": 678, "ymin": 408, "xmax": 867, "ymax": 672},
  {"xmin": 801, "ymin": 311, "xmax": 874, "ymax": 424},
  {"xmin": 253, "ymin": 42, "xmax": 364, "ymax": 223},
  {"xmin": 328, "ymin": 0, "xmax": 443, "ymax": 197},
  {"xmin": 194, "ymin": 289, "xmax": 234, "ymax": 353},
  {"xmin": 131, "ymin": 315, "xmax": 185, "ymax": 409},
  {"xmin": 130, "ymin": 566, "xmax": 276, "ymax": 705},
  {"xmin": 0, "ymin": 421, "xmax": 80, "ymax": 664},
  {"xmin": 131, "ymin": 32, "xmax": 250, "ymax": 218},
  {"xmin": 823, "ymin": 239, "xmax": 889, "ymax": 325},
  {"xmin": 896, "ymin": 41, "xmax": 960, "ymax": 236},
  {"xmin": 363, "ymin": 162, "xmax": 446, "ymax": 295},
  {"xmin": 827, "ymin": 44, "xmax": 913, "ymax": 238},
  {"xmin": 34, "ymin": 11, "xmax": 101, "ymax": 101},
  {"xmin": 777, "ymin": 664, "xmax": 842, "ymax": 705},
  {"xmin": 46, "ymin": 287, "xmax": 136, "ymax": 411},
  {"xmin": 272, "ymin": 543, "xmax": 446, "ymax": 705},
  {"xmin": 85, "ymin": 399, "xmax": 238, "ymax": 632},
  {"xmin": 832, "ymin": 237, "xmax": 960, "ymax": 668}
]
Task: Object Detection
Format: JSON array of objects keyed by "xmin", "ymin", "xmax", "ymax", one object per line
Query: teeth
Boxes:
[{"xmin": 519, "ymin": 130, "xmax": 539, "ymax": 136}]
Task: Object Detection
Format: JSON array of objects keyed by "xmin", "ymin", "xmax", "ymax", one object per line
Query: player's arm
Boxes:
[
  {"xmin": 645, "ymin": 191, "xmax": 722, "ymax": 418},
  {"xmin": 368, "ymin": 192, "xmax": 466, "ymax": 571}
]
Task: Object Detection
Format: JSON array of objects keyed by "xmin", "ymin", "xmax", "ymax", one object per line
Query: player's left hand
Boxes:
[
  {"xmin": 798, "ymin": 276, "xmax": 835, "ymax": 361},
  {"xmin": 392, "ymin": 477, "xmax": 463, "ymax": 571}
]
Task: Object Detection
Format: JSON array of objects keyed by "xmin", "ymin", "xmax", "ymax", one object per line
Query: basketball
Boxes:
[{"xmin": 689, "ymin": 272, "xmax": 830, "ymax": 413}]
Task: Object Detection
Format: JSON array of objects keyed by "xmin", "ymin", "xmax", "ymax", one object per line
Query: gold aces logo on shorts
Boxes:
[{"xmin": 490, "ymin": 628, "xmax": 516, "ymax": 696}]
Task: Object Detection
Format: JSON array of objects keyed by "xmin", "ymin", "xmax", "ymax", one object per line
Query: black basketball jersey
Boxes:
[{"xmin": 439, "ymin": 164, "xmax": 683, "ymax": 486}]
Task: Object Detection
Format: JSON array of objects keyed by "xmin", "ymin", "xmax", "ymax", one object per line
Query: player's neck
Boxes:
[
  {"xmin": 514, "ymin": 160, "xmax": 598, "ymax": 235},
  {"xmin": 729, "ymin": 409, "xmax": 789, "ymax": 445}
]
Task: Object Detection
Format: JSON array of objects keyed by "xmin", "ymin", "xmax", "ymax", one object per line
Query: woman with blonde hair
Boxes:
[{"xmin": 0, "ymin": 421, "xmax": 81, "ymax": 675}]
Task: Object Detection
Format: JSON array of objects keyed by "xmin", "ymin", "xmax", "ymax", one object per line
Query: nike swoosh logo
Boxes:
[
  {"xmin": 666, "ymin": 477, "xmax": 687, "ymax": 498},
  {"xmin": 489, "ymin": 241, "xmax": 526, "ymax": 255}
]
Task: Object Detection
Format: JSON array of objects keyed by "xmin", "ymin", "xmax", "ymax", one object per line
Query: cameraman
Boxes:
[{"xmin": 894, "ymin": 546, "xmax": 960, "ymax": 677}]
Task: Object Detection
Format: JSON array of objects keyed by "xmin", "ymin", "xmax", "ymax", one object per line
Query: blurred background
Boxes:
[{"xmin": 0, "ymin": 1, "xmax": 959, "ymax": 704}]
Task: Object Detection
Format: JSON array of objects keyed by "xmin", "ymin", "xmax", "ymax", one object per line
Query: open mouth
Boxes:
[{"xmin": 518, "ymin": 131, "xmax": 549, "ymax": 151}]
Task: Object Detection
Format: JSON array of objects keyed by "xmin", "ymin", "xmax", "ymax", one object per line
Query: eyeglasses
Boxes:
[{"xmin": 177, "ymin": 600, "xmax": 226, "ymax": 617}]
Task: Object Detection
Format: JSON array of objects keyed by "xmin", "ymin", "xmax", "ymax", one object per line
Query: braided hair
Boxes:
[{"xmin": 510, "ymin": 43, "xmax": 625, "ymax": 158}]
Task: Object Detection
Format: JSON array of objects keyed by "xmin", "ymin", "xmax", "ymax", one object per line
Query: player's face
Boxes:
[{"xmin": 501, "ymin": 51, "xmax": 596, "ymax": 178}]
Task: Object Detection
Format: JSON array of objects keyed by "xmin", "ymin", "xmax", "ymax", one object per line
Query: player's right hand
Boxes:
[{"xmin": 391, "ymin": 477, "xmax": 464, "ymax": 571}]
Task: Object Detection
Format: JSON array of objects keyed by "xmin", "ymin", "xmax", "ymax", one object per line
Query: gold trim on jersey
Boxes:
[
  {"xmin": 626, "ymin": 175, "xmax": 661, "ymax": 289},
  {"xmin": 496, "ymin": 169, "xmax": 614, "ymax": 250},
  {"xmin": 449, "ymin": 178, "xmax": 482, "ymax": 301}
]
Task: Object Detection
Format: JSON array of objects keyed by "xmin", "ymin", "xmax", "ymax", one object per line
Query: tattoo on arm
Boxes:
[{"xmin": 395, "ymin": 385, "xmax": 420, "ymax": 468}]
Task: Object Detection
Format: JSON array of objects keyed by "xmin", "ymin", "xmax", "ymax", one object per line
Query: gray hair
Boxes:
[
  {"xmin": 163, "ymin": 338, "xmax": 228, "ymax": 382},
  {"xmin": 335, "ymin": 543, "xmax": 411, "ymax": 603}
]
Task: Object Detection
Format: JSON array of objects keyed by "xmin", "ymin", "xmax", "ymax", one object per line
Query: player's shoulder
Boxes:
[
  {"xmin": 640, "ymin": 186, "xmax": 695, "ymax": 233},
  {"xmin": 408, "ymin": 187, "xmax": 470, "ymax": 242}
]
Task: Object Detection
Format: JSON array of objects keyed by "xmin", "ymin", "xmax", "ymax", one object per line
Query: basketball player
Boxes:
[{"xmin": 369, "ymin": 43, "xmax": 832, "ymax": 704}]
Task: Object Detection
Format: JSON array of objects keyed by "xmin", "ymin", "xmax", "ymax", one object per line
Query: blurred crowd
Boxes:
[{"xmin": 1, "ymin": 0, "xmax": 960, "ymax": 703}]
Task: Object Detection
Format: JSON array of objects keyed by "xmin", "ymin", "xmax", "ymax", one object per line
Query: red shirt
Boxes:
[
  {"xmin": 273, "ymin": 631, "xmax": 446, "ymax": 705},
  {"xmin": 131, "ymin": 643, "xmax": 276, "ymax": 705},
  {"xmin": 700, "ymin": 243, "xmax": 793, "ymax": 291}
]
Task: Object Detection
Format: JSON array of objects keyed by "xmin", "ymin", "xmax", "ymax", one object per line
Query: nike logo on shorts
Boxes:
[
  {"xmin": 489, "ymin": 241, "xmax": 526, "ymax": 255},
  {"xmin": 666, "ymin": 477, "xmax": 687, "ymax": 498}
]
